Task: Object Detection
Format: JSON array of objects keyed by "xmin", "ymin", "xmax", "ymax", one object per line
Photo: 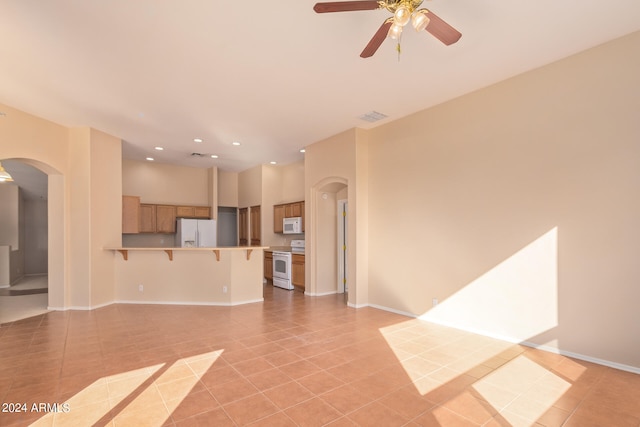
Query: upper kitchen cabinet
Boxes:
[
  {"xmin": 285, "ymin": 202, "xmax": 302, "ymax": 218},
  {"xmin": 122, "ymin": 196, "xmax": 140, "ymax": 234},
  {"xmin": 273, "ymin": 201, "xmax": 305, "ymax": 233},
  {"xmin": 273, "ymin": 205, "xmax": 285, "ymax": 233},
  {"xmin": 156, "ymin": 205, "xmax": 176, "ymax": 234},
  {"xmin": 139, "ymin": 204, "xmax": 157, "ymax": 233},
  {"xmin": 176, "ymin": 205, "xmax": 211, "ymax": 219}
]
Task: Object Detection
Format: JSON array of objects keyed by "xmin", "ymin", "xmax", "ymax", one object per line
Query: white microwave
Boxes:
[{"xmin": 283, "ymin": 217, "xmax": 303, "ymax": 234}]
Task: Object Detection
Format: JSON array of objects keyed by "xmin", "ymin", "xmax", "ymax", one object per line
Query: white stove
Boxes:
[
  {"xmin": 272, "ymin": 240, "xmax": 305, "ymax": 290},
  {"xmin": 290, "ymin": 239, "xmax": 305, "ymax": 253}
]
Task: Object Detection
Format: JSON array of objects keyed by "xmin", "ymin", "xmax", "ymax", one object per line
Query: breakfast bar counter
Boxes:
[{"xmin": 105, "ymin": 246, "xmax": 268, "ymax": 306}]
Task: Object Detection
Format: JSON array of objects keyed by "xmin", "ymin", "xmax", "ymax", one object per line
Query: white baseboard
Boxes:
[
  {"xmin": 366, "ymin": 302, "xmax": 640, "ymax": 375},
  {"xmin": 115, "ymin": 298, "xmax": 264, "ymax": 307},
  {"xmin": 305, "ymin": 290, "xmax": 337, "ymax": 297},
  {"xmin": 347, "ymin": 302, "xmax": 370, "ymax": 309},
  {"xmin": 48, "ymin": 298, "xmax": 264, "ymax": 311}
]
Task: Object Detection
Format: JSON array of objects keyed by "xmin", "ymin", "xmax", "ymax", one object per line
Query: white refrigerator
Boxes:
[{"xmin": 175, "ymin": 219, "xmax": 217, "ymax": 247}]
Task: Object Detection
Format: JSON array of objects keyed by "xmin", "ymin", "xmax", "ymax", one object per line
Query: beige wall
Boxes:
[
  {"xmin": 365, "ymin": 31, "xmax": 640, "ymax": 369},
  {"xmin": 89, "ymin": 128, "xmax": 122, "ymax": 306},
  {"xmin": 238, "ymin": 165, "xmax": 262, "ymax": 208},
  {"xmin": 218, "ymin": 170, "xmax": 239, "ymax": 207},
  {"xmin": 237, "ymin": 162, "xmax": 306, "ymax": 247},
  {"xmin": 0, "ymin": 103, "xmax": 122, "ymax": 310},
  {"xmin": 122, "ymin": 158, "xmax": 211, "ymax": 205},
  {"xmin": 262, "ymin": 161, "xmax": 306, "ymax": 247},
  {"xmin": 304, "ymin": 129, "xmax": 369, "ymax": 304},
  {"xmin": 280, "ymin": 161, "xmax": 305, "ymax": 202},
  {"xmin": 1, "ymin": 104, "xmax": 68, "ymax": 308}
]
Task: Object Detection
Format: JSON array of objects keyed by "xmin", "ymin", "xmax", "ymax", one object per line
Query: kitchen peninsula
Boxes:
[{"xmin": 106, "ymin": 246, "xmax": 267, "ymax": 306}]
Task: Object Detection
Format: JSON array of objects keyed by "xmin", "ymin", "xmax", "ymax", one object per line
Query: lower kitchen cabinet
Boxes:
[
  {"xmin": 292, "ymin": 253, "xmax": 305, "ymax": 290},
  {"xmin": 264, "ymin": 251, "xmax": 273, "ymax": 281}
]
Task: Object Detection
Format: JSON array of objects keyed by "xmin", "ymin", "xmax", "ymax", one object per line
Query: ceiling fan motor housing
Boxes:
[{"xmin": 381, "ymin": 0, "xmax": 424, "ymax": 14}]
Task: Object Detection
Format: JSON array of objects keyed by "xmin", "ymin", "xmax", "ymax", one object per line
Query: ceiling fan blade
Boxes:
[
  {"xmin": 314, "ymin": 1, "xmax": 381, "ymax": 13},
  {"xmin": 424, "ymin": 9, "xmax": 462, "ymax": 46},
  {"xmin": 360, "ymin": 19, "xmax": 393, "ymax": 58}
]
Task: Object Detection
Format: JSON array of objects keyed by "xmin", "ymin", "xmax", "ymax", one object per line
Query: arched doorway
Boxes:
[
  {"xmin": 309, "ymin": 177, "xmax": 349, "ymax": 302},
  {"xmin": 0, "ymin": 158, "xmax": 64, "ymax": 321}
]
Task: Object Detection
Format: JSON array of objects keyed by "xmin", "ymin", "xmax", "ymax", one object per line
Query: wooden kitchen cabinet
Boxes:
[
  {"xmin": 156, "ymin": 205, "xmax": 176, "ymax": 233},
  {"xmin": 273, "ymin": 201, "xmax": 305, "ymax": 234},
  {"xmin": 176, "ymin": 205, "xmax": 211, "ymax": 219},
  {"xmin": 139, "ymin": 204, "xmax": 157, "ymax": 233},
  {"xmin": 239, "ymin": 208, "xmax": 248, "ymax": 246},
  {"xmin": 285, "ymin": 202, "xmax": 302, "ymax": 218},
  {"xmin": 122, "ymin": 196, "xmax": 140, "ymax": 234},
  {"xmin": 250, "ymin": 205, "xmax": 261, "ymax": 246},
  {"xmin": 264, "ymin": 251, "xmax": 273, "ymax": 281},
  {"xmin": 273, "ymin": 204, "xmax": 285, "ymax": 233},
  {"xmin": 194, "ymin": 206, "xmax": 211, "ymax": 218},
  {"xmin": 292, "ymin": 253, "xmax": 305, "ymax": 290}
]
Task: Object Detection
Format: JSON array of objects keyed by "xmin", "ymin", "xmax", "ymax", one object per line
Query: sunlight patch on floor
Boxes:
[
  {"xmin": 473, "ymin": 355, "xmax": 571, "ymax": 425},
  {"xmin": 31, "ymin": 350, "xmax": 223, "ymax": 426}
]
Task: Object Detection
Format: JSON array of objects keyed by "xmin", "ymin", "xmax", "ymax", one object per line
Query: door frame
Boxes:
[{"xmin": 337, "ymin": 199, "xmax": 347, "ymax": 294}]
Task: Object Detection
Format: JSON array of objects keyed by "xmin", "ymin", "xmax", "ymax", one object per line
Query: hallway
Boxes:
[{"xmin": 0, "ymin": 274, "xmax": 48, "ymax": 324}]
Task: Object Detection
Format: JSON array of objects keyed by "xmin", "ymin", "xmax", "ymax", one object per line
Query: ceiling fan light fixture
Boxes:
[
  {"xmin": 412, "ymin": 9, "xmax": 430, "ymax": 32},
  {"xmin": 388, "ymin": 22, "xmax": 403, "ymax": 40},
  {"xmin": 0, "ymin": 162, "xmax": 14, "ymax": 182},
  {"xmin": 393, "ymin": 5, "xmax": 411, "ymax": 27}
]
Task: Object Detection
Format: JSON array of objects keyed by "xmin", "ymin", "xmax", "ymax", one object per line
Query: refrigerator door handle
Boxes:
[{"xmin": 196, "ymin": 229, "xmax": 200, "ymax": 247}]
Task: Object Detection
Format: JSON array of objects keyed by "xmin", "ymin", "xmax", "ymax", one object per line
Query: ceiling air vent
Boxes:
[
  {"xmin": 358, "ymin": 111, "xmax": 387, "ymax": 123},
  {"xmin": 191, "ymin": 152, "xmax": 206, "ymax": 157}
]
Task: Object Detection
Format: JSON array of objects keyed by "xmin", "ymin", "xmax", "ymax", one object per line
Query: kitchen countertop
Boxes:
[
  {"xmin": 265, "ymin": 247, "xmax": 305, "ymax": 254},
  {"xmin": 105, "ymin": 246, "xmax": 269, "ymax": 261}
]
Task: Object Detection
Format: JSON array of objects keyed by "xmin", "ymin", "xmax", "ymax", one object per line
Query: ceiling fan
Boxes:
[{"xmin": 313, "ymin": 0, "xmax": 461, "ymax": 58}]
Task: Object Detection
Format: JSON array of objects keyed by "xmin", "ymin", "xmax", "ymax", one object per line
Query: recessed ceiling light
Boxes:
[
  {"xmin": 154, "ymin": 146, "xmax": 164, "ymax": 151},
  {"xmin": 270, "ymin": 161, "xmax": 277, "ymax": 165},
  {"xmin": 146, "ymin": 157, "xmax": 154, "ymax": 161},
  {"xmin": 211, "ymin": 155, "xmax": 219, "ymax": 159},
  {"xmin": 194, "ymin": 138, "xmax": 203, "ymax": 143},
  {"xmin": 299, "ymin": 149, "xmax": 306, "ymax": 153},
  {"xmin": 232, "ymin": 141, "xmax": 241, "ymax": 146}
]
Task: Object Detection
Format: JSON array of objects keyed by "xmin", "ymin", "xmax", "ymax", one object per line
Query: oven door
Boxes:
[
  {"xmin": 272, "ymin": 252, "xmax": 291, "ymax": 280},
  {"xmin": 272, "ymin": 251, "xmax": 293, "ymax": 290}
]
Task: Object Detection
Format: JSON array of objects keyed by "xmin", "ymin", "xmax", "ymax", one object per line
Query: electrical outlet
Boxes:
[
  {"xmin": 432, "ymin": 298, "xmax": 438, "ymax": 307},
  {"xmin": 222, "ymin": 286, "xmax": 228, "ymax": 293},
  {"xmin": 138, "ymin": 284, "xmax": 144, "ymax": 292}
]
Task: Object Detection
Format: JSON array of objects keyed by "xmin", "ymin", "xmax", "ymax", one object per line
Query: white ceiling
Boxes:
[{"xmin": 1, "ymin": 0, "xmax": 640, "ymax": 175}]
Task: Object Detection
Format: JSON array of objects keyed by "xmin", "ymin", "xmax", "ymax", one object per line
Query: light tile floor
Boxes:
[
  {"xmin": 0, "ymin": 275, "xmax": 49, "ymax": 324},
  {"xmin": 0, "ymin": 285, "xmax": 638, "ymax": 426}
]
